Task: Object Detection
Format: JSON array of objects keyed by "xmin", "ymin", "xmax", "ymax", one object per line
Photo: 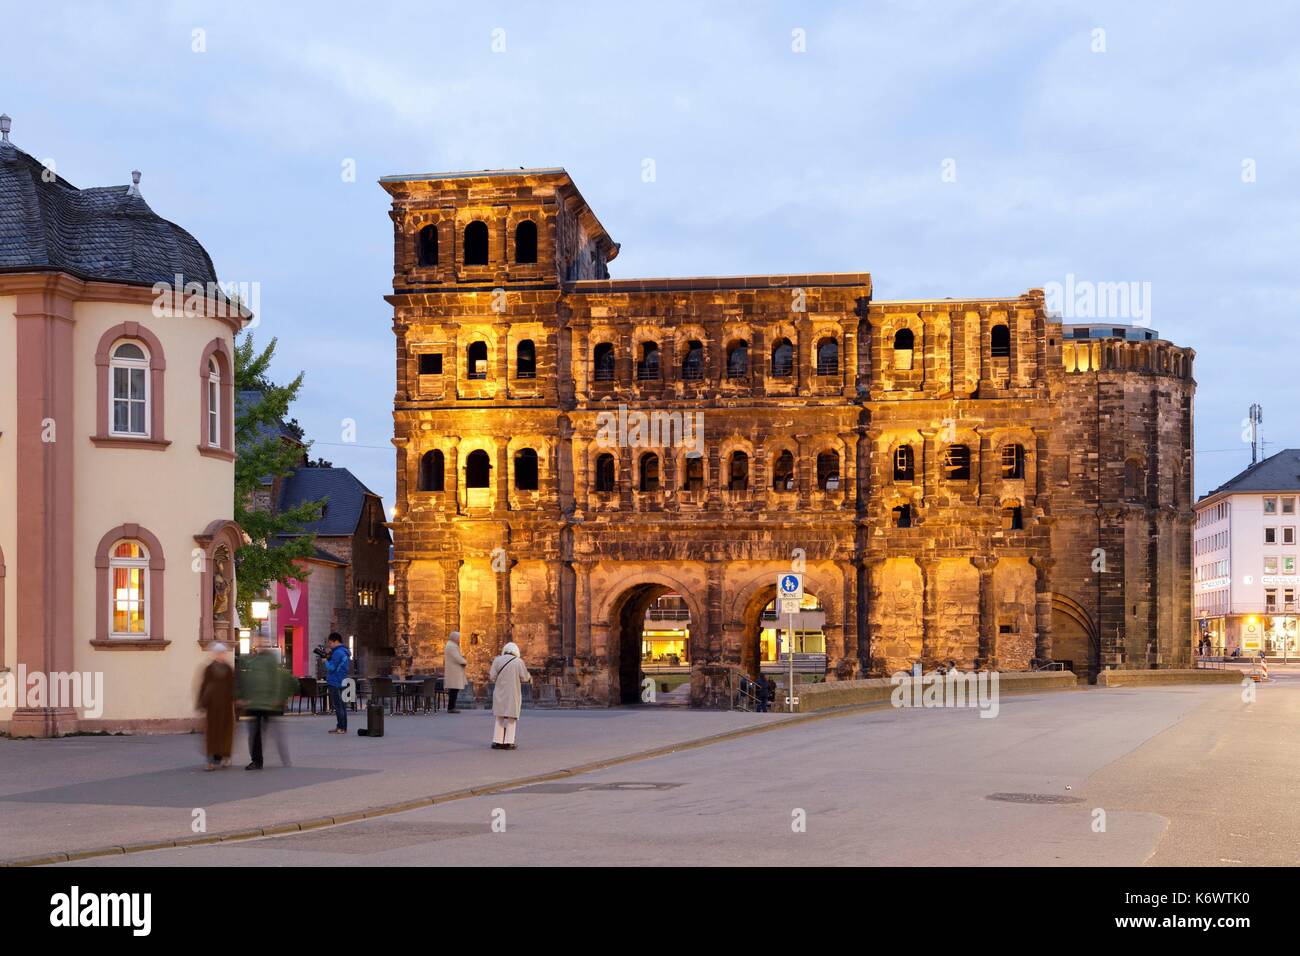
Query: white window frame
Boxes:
[
  {"xmin": 207, "ymin": 358, "xmax": 221, "ymax": 447},
  {"xmin": 109, "ymin": 540, "xmax": 149, "ymax": 638},
  {"xmin": 109, "ymin": 341, "xmax": 150, "ymax": 438}
]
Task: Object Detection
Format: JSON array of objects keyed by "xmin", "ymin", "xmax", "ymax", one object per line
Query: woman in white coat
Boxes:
[
  {"xmin": 443, "ymin": 631, "xmax": 468, "ymax": 713},
  {"xmin": 489, "ymin": 642, "xmax": 531, "ymax": 749}
]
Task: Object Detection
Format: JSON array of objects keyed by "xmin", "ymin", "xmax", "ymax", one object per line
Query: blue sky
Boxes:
[{"xmin": 4, "ymin": 0, "xmax": 1297, "ymax": 506}]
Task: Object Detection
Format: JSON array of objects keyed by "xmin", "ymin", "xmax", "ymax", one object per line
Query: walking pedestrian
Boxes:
[
  {"xmin": 196, "ymin": 643, "xmax": 235, "ymax": 770},
  {"xmin": 324, "ymin": 632, "xmax": 351, "ymax": 734},
  {"xmin": 444, "ymin": 630, "xmax": 467, "ymax": 713},
  {"xmin": 489, "ymin": 642, "xmax": 531, "ymax": 750},
  {"xmin": 237, "ymin": 645, "xmax": 298, "ymax": 770}
]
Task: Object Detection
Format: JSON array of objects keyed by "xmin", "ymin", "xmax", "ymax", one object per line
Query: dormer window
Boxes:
[
  {"xmin": 463, "ymin": 221, "xmax": 489, "ymax": 266},
  {"xmin": 514, "ymin": 220, "xmax": 538, "ymax": 264},
  {"xmin": 417, "ymin": 225, "xmax": 438, "ymax": 266}
]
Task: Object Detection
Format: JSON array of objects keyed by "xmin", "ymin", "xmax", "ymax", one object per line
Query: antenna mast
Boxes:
[{"xmin": 1249, "ymin": 404, "xmax": 1263, "ymax": 465}]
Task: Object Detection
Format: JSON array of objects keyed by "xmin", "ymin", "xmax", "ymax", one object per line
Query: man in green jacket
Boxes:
[{"xmin": 237, "ymin": 645, "xmax": 299, "ymax": 770}]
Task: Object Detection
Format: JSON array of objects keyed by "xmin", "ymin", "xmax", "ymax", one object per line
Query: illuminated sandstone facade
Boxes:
[{"xmin": 382, "ymin": 168, "xmax": 1195, "ymax": 704}]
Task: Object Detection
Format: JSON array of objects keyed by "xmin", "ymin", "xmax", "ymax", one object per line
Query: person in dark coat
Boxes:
[
  {"xmin": 197, "ymin": 643, "xmax": 236, "ymax": 770},
  {"xmin": 237, "ymin": 645, "xmax": 298, "ymax": 770}
]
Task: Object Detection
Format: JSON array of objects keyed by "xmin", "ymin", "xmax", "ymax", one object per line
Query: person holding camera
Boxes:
[{"xmin": 322, "ymin": 633, "xmax": 351, "ymax": 734}]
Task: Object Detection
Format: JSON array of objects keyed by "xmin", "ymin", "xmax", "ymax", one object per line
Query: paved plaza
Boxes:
[{"xmin": 2, "ymin": 666, "xmax": 1294, "ymax": 867}]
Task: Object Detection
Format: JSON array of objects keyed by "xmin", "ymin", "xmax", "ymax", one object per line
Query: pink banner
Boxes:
[{"xmin": 277, "ymin": 576, "xmax": 310, "ymax": 675}]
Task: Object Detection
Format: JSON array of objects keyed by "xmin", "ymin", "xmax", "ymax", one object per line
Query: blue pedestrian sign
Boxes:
[{"xmin": 778, "ymin": 573, "xmax": 803, "ymax": 601}]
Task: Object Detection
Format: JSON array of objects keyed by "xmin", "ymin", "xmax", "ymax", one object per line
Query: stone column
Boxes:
[
  {"xmin": 918, "ymin": 557, "xmax": 941, "ymax": 667},
  {"xmin": 441, "ymin": 558, "xmax": 462, "ymax": 641},
  {"xmin": 12, "ymin": 278, "xmax": 79, "ymax": 737},
  {"xmin": 496, "ymin": 444, "xmax": 510, "ymax": 511},
  {"xmin": 1031, "ymin": 556, "xmax": 1055, "ymax": 663},
  {"xmin": 977, "ymin": 426, "xmax": 996, "ymax": 505},
  {"xmin": 447, "ymin": 438, "xmax": 461, "ymax": 514},
  {"xmin": 706, "ymin": 561, "xmax": 725, "ymax": 665},
  {"xmin": 796, "ymin": 434, "xmax": 812, "ymax": 510},
  {"xmin": 619, "ymin": 445, "xmax": 634, "ymax": 511},
  {"xmin": 838, "ymin": 560, "xmax": 858, "ymax": 677},
  {"xmin": 920, "ymin": 429, "xmax": 938, "ymax": 504},
  {"xmin": 1032, "ymin": 426, "xmax": 1050, "ymax": 508},
  {"xmin": 839, "ymin": 431, "xmax": 856, "ymax": 507},
  {"xmin": 841, "ymin": 323, "xmax": 855, "ymax": 395},
  {"xmin": 972, "ymin": 557, "xmax": 998, "ymax": 668},
  {"xmin": 574, "ymin": 434, "xmax": 591, "ymax": 515},
  {"xmin": 575, "ymin": 560, "xmax": 593, "ymax": 659},
  {"xmin": 865, "ymin": 557, "xmax": 886, "ymax": 673},
  {"xmin": 976, "ymin": 309, "xmax": 992, "ymax": 394}
]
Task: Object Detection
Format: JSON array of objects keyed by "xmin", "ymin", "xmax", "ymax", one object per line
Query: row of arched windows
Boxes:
[
  {"xmin": 889, "ymin": 442, "xmax": 1026, "ymax": 482},
  {"xmin": 416, "ymin": 220, "xmax": 538, "ymax": 268},
  {"xmin": 594, "ymin": 337, "xmax": 840, "ymax": 383},
  {"xmin": 418, "ymin": 448, "xmax": 542, "ymax": 492}
]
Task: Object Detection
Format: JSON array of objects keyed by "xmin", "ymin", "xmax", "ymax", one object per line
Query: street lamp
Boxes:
[{"xmin": 238, "ymin": 627, "xmax": 252, "ymax": 656}]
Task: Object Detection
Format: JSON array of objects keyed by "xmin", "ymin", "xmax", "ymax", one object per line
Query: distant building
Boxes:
[
  {"xmin": 0, "ymin": 116, "xmax": 247, "ymax": 735},
  {"xmin": 1195, "ymin": 450, "xmax": 1300, "ymax": 657},
  {"xmin": 236, "ymin": 391, "xmax": 392, "ymax": 674}
]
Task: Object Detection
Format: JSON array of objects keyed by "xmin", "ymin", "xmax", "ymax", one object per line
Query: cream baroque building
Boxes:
[{"xmin": 0, "ymin": 117, "xmax": 246, "ymax": 735}]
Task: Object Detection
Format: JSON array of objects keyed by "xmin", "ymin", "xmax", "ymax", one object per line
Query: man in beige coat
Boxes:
[
  {"xmin": 443, "ymin": 631, "xmax": 468, "ymax": 713},
  {"xmin": 489, "ymin": 642, "xmax": 531, "ymax": 749}
]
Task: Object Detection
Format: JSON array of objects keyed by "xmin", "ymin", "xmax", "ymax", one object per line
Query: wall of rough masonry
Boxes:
[{"xmin": 382, "ymin": 168, "xmax": 1196, "ymax": 703}]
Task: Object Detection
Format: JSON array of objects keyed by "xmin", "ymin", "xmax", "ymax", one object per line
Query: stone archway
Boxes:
[
  {"xmin": 1051, "ymin": 593, "xmax": 1099, "ymax": 681},
  {"xmin": 595, "ymin": 572, "xmax": 704, "ymax": 706}
]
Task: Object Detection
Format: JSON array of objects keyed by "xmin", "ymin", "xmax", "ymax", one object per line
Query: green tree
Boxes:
[{"xmin": 233, "ymin": 333, "xmax": 325, "ymax": 624}]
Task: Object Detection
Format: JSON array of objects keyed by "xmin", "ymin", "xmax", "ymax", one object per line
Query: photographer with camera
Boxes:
[{"xmin": 321, "ymin": 633, "xmax": 351, "ymax": 734}]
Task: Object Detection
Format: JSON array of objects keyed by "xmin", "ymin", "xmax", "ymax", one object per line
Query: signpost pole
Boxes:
[{"xmin": 788, "ymin": 610, "xmax": 796, "ymax": 712}]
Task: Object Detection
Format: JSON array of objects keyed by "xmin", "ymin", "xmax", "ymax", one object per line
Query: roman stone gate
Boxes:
[{"xmin": 382, "ymin": 168, "xmax": 1196, "ymax": 705}]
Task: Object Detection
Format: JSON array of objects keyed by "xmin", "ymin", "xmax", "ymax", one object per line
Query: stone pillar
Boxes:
[
  {"xmin": 918, "ymin": 557, "xmax": 941, "ymax": 667},
  {"xmin": 706, "ymin": 561, "xmax": 725, "ymax": 664},
  {"xmin": 448, "ymin": 438, "xmax": 461, "ymax": 514},
  {"xmin": 441, "ymin": 558, "xmax": 462, "ymax": 641},
  {"xmin": 838, "ymin": 560, "xmax": 858, "ymax": 677},
  {"xmin": 574, "ymin": 561, "xmax": 593, "ymax": 659},
  {"xmin": 619, "ymin": 445, "xmax": 634, "ymax": 511},
  {"xmin": 920, "ymin": 429, "xmax": 938, "ymax": 504},
  {"xmin": 796, "ymin": 434, "xmax": 812, "ymax": 510},
  {"xmin": 12, "ymin": 278, "xmax": 78, "ymax": 737},
  {"xmin": 839, "ymin": 431, "xmax": 856, "ymax": 507},
  {"xmin": 573, "ymin": 434, "xmax": 590, "ymax": 514},
  {"xmin": 1032, "ymin": 426, "xmax": 1050, "ymax": 508},
  {"xmin": 977, "ymin": 426, "xmax": 996, "ymax": 505},
  {"xmin": 972, "ymin": 556, "xmax": 998, "ymax": 668},
  {"xmin": 1031, "ymin": 556, "xmax": 1055, "ymax": 663},
  {"xmin": 496, "ymin": 444, "xmax": 510, "ymax": 511}
]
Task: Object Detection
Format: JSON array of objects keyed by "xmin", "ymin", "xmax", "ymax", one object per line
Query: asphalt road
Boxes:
[{"xmin": 68, "ymin": 672, "xmax": 1300, "ymax": 867}]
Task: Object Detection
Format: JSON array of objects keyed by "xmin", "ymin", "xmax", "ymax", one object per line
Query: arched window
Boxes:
[
  {"xmin": 817, "ymin": 451, "xmax": 840, "ymax": 490},
  {"xmin": 514, "ymin": 220, "xmax": 538, "ymax": 264},
  {"xmin": 681, "ymin": 341, "xmax": 705, "ymax": 380},
  {"xmin": 728, "ymin": 451, "xmax": 749, "ymax": 490},
  {"xmin": 816, "ymin": 337, "xmax": 839, "ymax": 376},
  {"xmin": 419, "ymin": 450, "xmax": 444, "ymax": 492},
  {"xmin": 417, "ymin": 224, "xmax": 438, "ymax": 266},
  {"xmin": 773, "ymin": 450, "xmax": 796, "ymax": 491},
  {"xmin": 111, "ymin": 341, "xmax": 150, "ymax": 436},
  {"xmin": 109, "ymin": 540, "xmax": 149, "ymax": 637},
  {"xmin": 683, "ymin": 454, "xmax": 704, "ymax": 491},
  {"xmin": 467, "ymin": 341, "xmax": 488, "ymax": 380},
  {"xmin": 639, "ymin": 452, "xmax": 660, "ymax": 492},
  {"xmin": 943, "ymin": 444, "xmax": 971, "ymax": 481},
  {"xmin": 595, "ymin": 453, "xmax": 616, "ymax": 492},
  {"xmin": 593, "ymin": 343, "xmax": 616, "ymax": 382},
  {"xmin": 991, "ymin": 323, "xmax": 1011, "ymax": 358},
  {"xmin": 514, "ymin": 448, "xmax": 539, "ymax": 490},
  {"xmin": 516, "ymin": 339, "xmax": 536, "ymax": 379},
  {"xmin": 206, "ymin": 357, "xmax": 220, "ymax": 447},
  {"xmin": 771, "ymin": 338, "xmax": 794, "ymax": 378},
  {"xmin": 893, "ymin": 444, "xmax": 915, "ymax": 482},
  {"xmin": 893, "ymin": 328, "xmax": 915, "ymax": 371},
  {"xmin": 1002, "ymin": 505, "xmax": 1024, "ymax": 530},
  {"xmin": 636, "ymin": 342, "xmax": 661, "ymax": 381},
  {"xmin": 726, "ymin": 340, "xmax": 749, "ymax": 379},
  {"xmin": 1001, "ymin": 443, "xmax": 1025, "ymax": 479},
  {"xmin": 892, "ymin": 504, "xmax": 912, "ymax": 528},
  {"xmin": 1125, "ymin": 459, "xmax": 1145, "ymax": 500},
  {"xmin": 463, "ymin": 220, "xmax": 489, "ymax": 265},
  {"xmin": 466, "ymin": 449, "xmax": 491, "ymax": 488}
]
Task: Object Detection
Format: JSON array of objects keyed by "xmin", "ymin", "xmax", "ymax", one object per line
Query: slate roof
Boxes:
[
  {"xmin": 1202, "ymin": 449, "xmax": 1300, "ymax": 500},
  {"xmin": 276, "ymin": 467, "xmax": 381, "ymax": 539},
  {"xmin": 0, "ymin": 135, "xmax": 218, "ymax": 288}
]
